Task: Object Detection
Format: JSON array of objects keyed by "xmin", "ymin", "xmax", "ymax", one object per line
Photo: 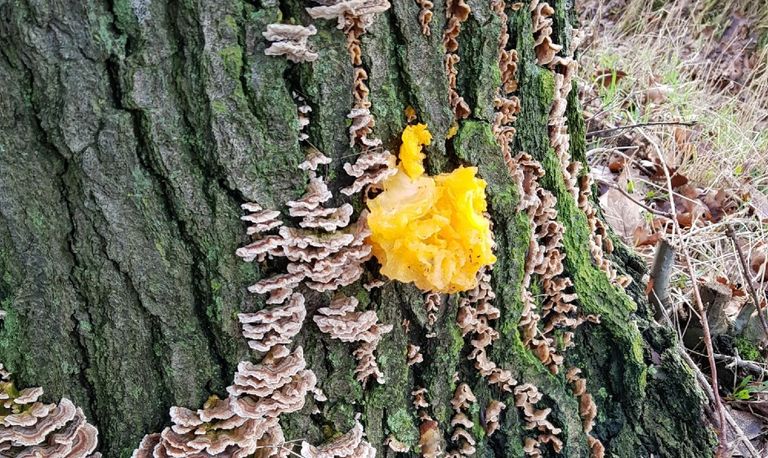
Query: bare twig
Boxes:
[
  {"xmin": 586, "ymin": 121, "xmax": 697, "ymax": 138},
  {"xmin": 644, "ymin": 130, "xmax": 729, "ymax": 455},
  {"xmin": 713, "ymin": 353, "xmax": 768, "ymax": 377},
  {"xmin": 594, "ymin": 178, "xmax": 673, "ymax": 218},
  {"xmin": 725, "ymin": 222, "xmax": 768, "ymax": 341}
]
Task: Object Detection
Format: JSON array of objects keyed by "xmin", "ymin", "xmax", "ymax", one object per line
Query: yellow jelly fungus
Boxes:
[
  {"xmin": 366, "ymin": 124, "xmax": 496, "ymax": 293},
  {"xmin": 399, "ymin": 123, "xmax": 432, "ymax": 179}
]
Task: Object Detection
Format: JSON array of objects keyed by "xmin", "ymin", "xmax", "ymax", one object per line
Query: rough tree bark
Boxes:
[{"xmin": 0, "ymin": 0, "xmax": 715, "ymax": 457}]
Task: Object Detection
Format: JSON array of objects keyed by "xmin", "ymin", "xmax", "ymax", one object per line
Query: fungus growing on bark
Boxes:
[
  {"xmin": 294, "ymin": 93, "xmax": 314, "ymax": 142},
  {"xmin": 134, "ymin": 345, "xmax": 317, "ymax": 458},
  {"xmin": 241, "ymin": 203, "xmax": 283, "ymax": 235},
  {"xmin": 423, "ymin": 292, "xmax": 441, "ymax": 329},
  {"xmin": 415, "ymin": 0, "xmax": 434, "ymax": 35},
  {"xmin": 514, "ymin": 383, "xmax": 563, "ymax": 456},
  {"xmin": 239, "ymin": 293, "xmax": 307, "ymax": 352},
  {"xmin": 263, "ymin": 24, "xmax": 319, "ymax": 63},
  {"xmin": 341, "ymin": 148, "xmax": 397, "ymax": 196},
  {"xmin": 530, "ymin": 1, "xmax": 561, "ymax": 65},
  {"xmin": 367, "ymin": 124, "xmax": 496, "ymax": 293},
  {"xmin": 446, "ymin": 383, "xmax": 477, "ymax": 457},
  {"xmin": 484, "ymin": 400, "xmax": 506, "ymax": 437},
  {"xmin": 443, "ymin": 0, "xmax": 471, "ymax": 118},
  {"xmin": 0, "ymin": 366, "xmax": 100, "ymax": 458},
  {"xmin": 406, "ymin": 344, "xmax": 424, "ymax": 366},
  {"xmin": 313, "ymin": 295, "xmax": 393, "ymax": 384},
  {"xmin": 565, "ymin": 367, "xmax": 604, "ymax": 456}
]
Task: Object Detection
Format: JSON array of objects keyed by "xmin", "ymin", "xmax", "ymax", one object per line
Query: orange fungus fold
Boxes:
[{"xmin": 366, "ymin": 124, "xmax": 496, "ymax": 293}]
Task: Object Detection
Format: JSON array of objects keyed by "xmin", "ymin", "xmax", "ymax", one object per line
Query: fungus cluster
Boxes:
[
  {"xmin": 0, "ymin": 364, "xmax": 100, "ymax": 457},
  {"xmin": 530, "ymin": 0, "xmax": 561, "ymax": 66},
  {"xmin": 366, "ymin": 124, "xmax": 496, "ymax": 293},
  {"xmin": 412, "ymin": 387, "xmax": 443, "ymax": 458},
  {"xmin": 133, "ymin": 344, "xmax": 318, "ymax": 457},
  {"xmin": 135, "ymin": 80, "xmax": 386, "ymax": 456},
  {"xmin": 457, "ymin": 269, "xmax": 517, "ymax": 391},
  {"xmin": 443, "ymin": 0, "xmax": 471, "ymax": 119},
  {"xmin": 263, "ymin": 24, "xmax": 319, "ymax": 63},
  {"xmin": 490, "ymin": 0, "xmax": 522, "ymax": 169},
  {"xmin": 415, "ymin": 0, "xmax": 434, "ymax": 35},
  {"xmin": 566, "ymin": 368, "xmax": 605, "ymax": 458},
  {"xmin": 515, "ymin": 383, "xmax": 563, "ymax": 457},
  {"xmin": 308, "ymin": 0, "xmax": 391, "ymax": 149},
  {"xmin": 313, "ymin": 294, "xmax": 393, "ymax": 384},
  {"xmin": 445, "ymin": 383, "xmax": 477, "ymax": 457},
  {"xmin": 423, "ymin": 292, "xmax": 441, "ymax": 332},
  {"xmin": 484, "ymin": 399, "xmax": 506, "ymax": 437}
]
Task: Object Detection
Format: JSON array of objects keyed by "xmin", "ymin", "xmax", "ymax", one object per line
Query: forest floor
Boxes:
[{"xmin": 578, "ymin": 0, "xmax": 768, "ymax": 454}]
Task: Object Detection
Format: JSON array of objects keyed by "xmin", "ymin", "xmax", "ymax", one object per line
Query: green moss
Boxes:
[
  {"xmin": 385, "ymin": 408, "xmax": 419, "ymax": 447},
  {"xmin": 218, "ymin": 46, "xmax": 243, "ymax": 81},
  {"xmin": 735, "ymin": 336, "xmax": 762, "ymax": 361}
]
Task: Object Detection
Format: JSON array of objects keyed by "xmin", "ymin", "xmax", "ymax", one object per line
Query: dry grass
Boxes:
[{"xmin": 579, "ymin": 0, "xmax": 768, "ymax": 380}]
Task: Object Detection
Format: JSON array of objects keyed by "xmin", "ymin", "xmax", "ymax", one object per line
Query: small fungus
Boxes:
[{"xmin": 367, "ymin": 124, "xmax": 496, "ymax": 293}]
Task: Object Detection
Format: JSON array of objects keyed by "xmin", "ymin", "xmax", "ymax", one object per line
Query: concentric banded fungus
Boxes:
[
  {"xmin": 566, "ymin": 367, "xmax": 604, "ymax": 456},
  {"xmin": 416, "ymin": 0, "xmax": 434, "ymax": 35},
  {"xmin": 484, "ymin": 399, "xmax": 506, "ymax": 437},
  {"xmin": 446, "ymin": 383, "xmax": 476, "ymax": 457},
  {"xmin": 134, "ymin": 345, "xmax": 317, "ymax": 458},
  {"xmin": 314, "ymin": 295, "xmax": 393, "ymax": 384},
  {"xmin": 294, "ymin": 92, "xmax": 314, "ymax": 142},
  {"xmin": 238, "ymin": 293, "xmax": 307, "ymax": 352},
  {"xmin": 530, "ymin": 1, "xmax": 562, "ymax": 65},
  {"xmin": 300, "ymin": 420, "xmax": 376, "ymax": 458},
  {"xmin": 263, "ymin": 24, "xmax": 319, "ymax": 63},
  {"xmin": 241, "ymin": 203, "xmax": 283, "ymax": 235},
  {"xmin": 341, "ymin": 148, "xmax": 397, "ymax": 196},
  {"xmin": 406, "ymin": 344, "xmax": 424, "ymax": 366},
  {"xmin": 514, "ymin": 383, "xmax": 562, "ymax": 457},
  {"xmin": 457, "ymin": 269, "xmax": 517, "ymax": 391},
  {"xmin": 443, "ymin": 0, "xmax": 471, "ymax": 119},
  {"xmin": 0, "ymin": 365, "xmax": 99, "ymax": 457}
]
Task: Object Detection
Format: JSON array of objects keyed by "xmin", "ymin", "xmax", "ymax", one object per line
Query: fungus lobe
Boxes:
[{"xmin": 366, "ymin": 124, "xmax": 496, "ymax": 293}]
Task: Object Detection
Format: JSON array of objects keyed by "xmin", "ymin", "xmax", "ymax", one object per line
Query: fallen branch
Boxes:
[{"xmin": 713, "ymin": 353, "xmax": 768, "ymax": 377}]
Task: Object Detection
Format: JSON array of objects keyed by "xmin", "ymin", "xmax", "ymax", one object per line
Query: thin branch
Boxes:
[
  {"xmin": 595, "ymin": 178, "xmax": 673, "ymax": 218},
  {"xmin": 713, "ymin": 353, "xmax": 768, "ymax": 377},
  {"xmin": 586, "ymin": 121, "xmax": 697, "ymax": 138},
  {"xmin": 725, "ymin": 223, "xmax": 768, "ymax": 341}
]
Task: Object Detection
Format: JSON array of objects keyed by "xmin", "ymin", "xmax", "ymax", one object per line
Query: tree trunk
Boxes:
[{"xmin": 0, "ymin": 0, "xmax": 715, "ymax": 457}]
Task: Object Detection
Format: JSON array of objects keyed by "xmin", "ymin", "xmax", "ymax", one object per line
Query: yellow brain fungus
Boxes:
[{"xmin": 366, "ymin": 124, "xmax": 496, "ymax": 293}]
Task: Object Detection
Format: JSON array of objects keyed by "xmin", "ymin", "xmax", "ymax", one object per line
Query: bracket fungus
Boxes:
[
  {"xmin": 263, "ymin": 24, "xmax": 319, "ymax": 63},
  {"xmin": 443, "ymin": 0, "xmax": 472, "ymax": 118},
  {"xmin": 366, "ymin": 124, "xmax": 496, "ymax": 293},
  {"xmin": 0, "ymin": 365, "xmax": 100, "ymax": 458},
  {"xmin": 313, "ymin": 295, "xmax": 393, "ymax": 384}
]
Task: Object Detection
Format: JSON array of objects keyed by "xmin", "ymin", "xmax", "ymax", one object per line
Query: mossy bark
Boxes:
[{"xmin": 0, "ymin": 0, "xmax": 715, "ymax": 457}]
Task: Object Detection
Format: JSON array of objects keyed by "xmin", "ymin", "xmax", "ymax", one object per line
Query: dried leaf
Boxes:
[{"xmin": 599, "ymin": 188, "xmax": 646, "ymax": 239}]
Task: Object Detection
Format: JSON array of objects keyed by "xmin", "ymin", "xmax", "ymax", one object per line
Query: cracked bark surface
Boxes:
[{"xmin": 0, "ymin": 0, "xmax": 715, "ymax": 457}]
